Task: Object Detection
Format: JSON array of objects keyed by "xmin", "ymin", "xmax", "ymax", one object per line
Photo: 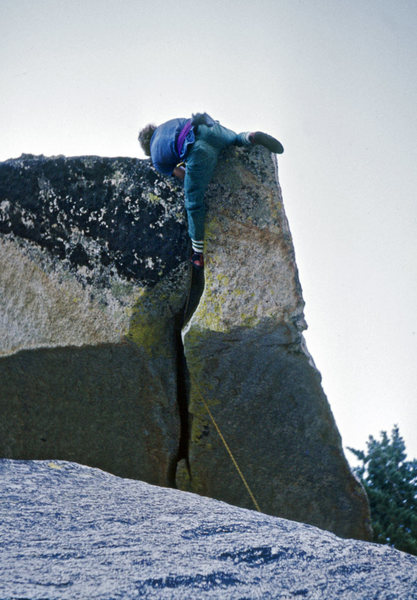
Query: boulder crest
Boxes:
[{"xmin": 0, "ymin": 150, "xmax": 371, "ymax": 540}]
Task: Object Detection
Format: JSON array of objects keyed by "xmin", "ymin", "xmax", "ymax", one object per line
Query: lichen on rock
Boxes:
[
  {"xmin": 181, "ymin": 146, "xmax": 372, "ymax": 541},
  {"xmin": 0, "ymin": 149, "xmax": 371, "ymax": 541},
  {"xmin": 0, "ymin": 153, "xmax": 189, "ymax": 485}
]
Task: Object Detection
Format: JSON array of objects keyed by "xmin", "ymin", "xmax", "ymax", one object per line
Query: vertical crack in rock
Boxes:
[
  {"xmin": 172, "ymin": 268, "xmax": 205, "ymax": 489},
  {"xmin": 172, "ymin": 319, "xmax": 190, "ymax": 479}
]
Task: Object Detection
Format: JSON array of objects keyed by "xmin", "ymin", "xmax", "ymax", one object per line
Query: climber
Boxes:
[{"xmin": 138, "ymin": 113, "xmax": 284, "ymax": 269}]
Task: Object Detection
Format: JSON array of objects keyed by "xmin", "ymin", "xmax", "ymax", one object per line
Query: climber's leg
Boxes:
[{"xmin": 184, "ymin": 137, "xmax": 219, "ymax": 253}]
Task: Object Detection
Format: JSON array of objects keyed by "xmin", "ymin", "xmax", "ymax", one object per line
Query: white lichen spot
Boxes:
[{"xmin": 0, "ymin": 200, "xmax": 10, "ymax": 214}]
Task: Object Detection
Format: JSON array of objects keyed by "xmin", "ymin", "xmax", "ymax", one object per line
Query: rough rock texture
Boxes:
[
  {"xmin": 181, "ymin": 147, "xmax": 371, "ymax": 540},
  {"xmin": 0, "ymin": 150, "xmax": 371, "ymax": 539},
  {"xmin": 0, "ymin": 154, "xmax": 189, "ymax": 484},
  {"xmin": 1, "ymin": 460, "xmax": 416, "ymax": 600},
  {"xmin": 0, "ymin": 154, "xmax": 188, "ymax": 351}
]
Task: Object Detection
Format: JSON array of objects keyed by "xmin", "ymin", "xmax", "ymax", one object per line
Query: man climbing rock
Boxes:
[{"xmin": 138, "ymin": 113, "xmax": 284, "ymax": 269}]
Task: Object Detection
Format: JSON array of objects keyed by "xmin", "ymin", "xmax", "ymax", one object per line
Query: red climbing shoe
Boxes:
[
  {"xmin": 249, "ymin": 131, "xmax": 284, "ymax": 154},
  {"xmin": 190, "ymin": 252, "xmax": 204, "ymax": 269}
]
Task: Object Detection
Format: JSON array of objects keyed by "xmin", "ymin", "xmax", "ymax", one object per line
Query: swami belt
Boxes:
[{"xmin": 176, "ymin": 119, "xmax": 193, "ymax": 158}]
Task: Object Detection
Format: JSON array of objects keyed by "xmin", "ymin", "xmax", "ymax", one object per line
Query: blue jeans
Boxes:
[{"xmin": 184, "ymin": 123, "xmax": 250, "ymax": 244}]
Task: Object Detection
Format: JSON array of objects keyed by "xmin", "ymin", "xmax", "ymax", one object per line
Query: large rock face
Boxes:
[
  {"xmin": 0, "ymin": 150, "xmax": 371, "ymax": 539},
  {"xmin": 0, "ymin": 154, "xmax": 189, "ymax": 485},
  {"xmin": 1, "ymin": 460, "xmax": 416, "ymax": 600},
  {"xmin": 181, "ymin": 147, "xmax": 370, "ymax": 540}
]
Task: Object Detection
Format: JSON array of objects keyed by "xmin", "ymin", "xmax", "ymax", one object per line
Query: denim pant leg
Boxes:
[
  {"xmin": 184, "ymin": 138, "xmax": 219, "ymax": 242},
  {"xmin": 184, "ymin": 124, "xmax": 251, "ymax": 242},
  {"xmin": 199, "ymin": 122, "xmax": 251, "ymax": 149}
]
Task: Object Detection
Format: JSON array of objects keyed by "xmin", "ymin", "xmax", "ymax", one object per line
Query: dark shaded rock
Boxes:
[
  {"xmin": 0, "ymin": 344, "xmax": 179, "ymax": 483},
  {"xmin": 1, "ymin": 460, "xmax": 416, "ymax": 599}
]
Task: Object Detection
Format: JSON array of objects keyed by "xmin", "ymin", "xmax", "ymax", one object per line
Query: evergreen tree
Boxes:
[{"xmin": 349, "ymin": 425, "xmax": 417, "ymax": 556}]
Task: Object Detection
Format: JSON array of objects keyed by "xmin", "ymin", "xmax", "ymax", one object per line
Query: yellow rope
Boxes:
[{"xmin": 190, "ymin": 374, "xmax": 261, "ymax": 513}]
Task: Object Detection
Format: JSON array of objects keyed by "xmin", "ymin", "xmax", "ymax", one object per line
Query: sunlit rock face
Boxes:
[
  {"xmin": 0, "ymin": 150, "xmax": 371, "ymax": 539},
  {"xmin": 1, "ymin": 460, "xmax": 416, "ymax": 600}
]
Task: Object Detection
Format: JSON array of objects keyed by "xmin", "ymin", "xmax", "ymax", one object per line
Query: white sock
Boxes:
[
  {"xmin": 243, "ymin": 131, "xmax": 253, "ymax": 144},
  {"xmin": 192, "ymin": 239, "xmax": 204, "ymax": 253}
]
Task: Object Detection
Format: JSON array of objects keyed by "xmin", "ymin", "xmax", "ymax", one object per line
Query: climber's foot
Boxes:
[
  {"xmin": 190, "ymin": 252, "xmax": 204, "ymax": 270},
  {"xmin": 250, "ymin": 131, "xmax": 284, "ymax": 154}
]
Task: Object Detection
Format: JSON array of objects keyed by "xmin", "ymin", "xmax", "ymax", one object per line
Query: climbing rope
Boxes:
[
  {"xmin": 189, "ymin": 373, "xmax": 262, "ymax": 513},
  {"xmin": 183, "ymin": 260, "xmax": 261, "ymax": 512}
]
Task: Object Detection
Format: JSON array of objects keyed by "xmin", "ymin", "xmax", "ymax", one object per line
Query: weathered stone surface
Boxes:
[
  {"xmin": 181, "ymin": 146, "xmax": 371, "ymax": 540},
  {"xmin": 0, "ymin": 154, "xmax": 188, "ymax": 284},
  {"xmin": 1, "ymin": 150, "xmax": 371, "ymax": 540},
  {"xmin": 1, "ymin": 460, "xmax": 416, "ymax": 600},
  {"xmin": 0, "ymin": 344, "xmax": 178, "ymax": 483},
  {"xmin": 0, "ymin": 154, "xmax": 189, "ymax": 484},
  {"xmin": 0, "ymin": 154, "xmax": 188, "ymax": 352}
]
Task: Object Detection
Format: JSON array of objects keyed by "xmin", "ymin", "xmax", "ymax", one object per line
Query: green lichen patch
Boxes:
[
  {"xmin": 175, "ymin": 458, "xmax": 192, "ymax": 492},
  {"xmin": 127, "ymin": 264, "xmax": 189, "ymax": 357}
]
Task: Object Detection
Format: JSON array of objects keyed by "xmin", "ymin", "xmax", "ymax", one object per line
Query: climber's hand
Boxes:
[{"xmin": 173, "ymin": 166, "xmax": 185, "ymax": 181}]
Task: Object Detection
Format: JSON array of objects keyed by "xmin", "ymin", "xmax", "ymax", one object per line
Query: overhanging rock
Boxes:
[{"xmin": 181, "ymin": 146, "xmax": 371, "ymax": 540}]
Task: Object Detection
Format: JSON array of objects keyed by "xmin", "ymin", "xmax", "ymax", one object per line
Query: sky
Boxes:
[{"xmin": 1, "ymin": 0, "xmax": 416, "ymax": 463}]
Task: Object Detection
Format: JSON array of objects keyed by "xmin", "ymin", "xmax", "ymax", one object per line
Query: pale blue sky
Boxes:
[{"xmin": 1, "ymin": 0, "xmax": 416, "ymax": 461}]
